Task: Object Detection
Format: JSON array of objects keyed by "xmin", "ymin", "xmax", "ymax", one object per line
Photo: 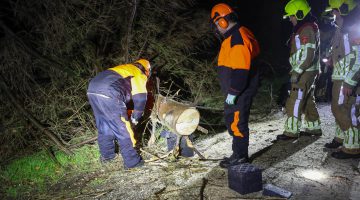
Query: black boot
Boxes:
[
  {"xmin": 219, "ymin": 154, "xmax": 249, "ymax": 168},
  {"xmin": 276, "ymin": 134, "xmax": 297, "ymax": 140},
  {"xmin": 124, "ymin": 159, "xmax": 145, "ymax": 170},
  {"xmin": 331, "ymin": 151, "xmax": 360, "ymax": 159},
  {"xmin": 324, "ymin": 139, "xmax": 342, "ymax": 149},
  {"xmin": 301, "ymin": 128, "xmax": 322, "ymax": 136}
]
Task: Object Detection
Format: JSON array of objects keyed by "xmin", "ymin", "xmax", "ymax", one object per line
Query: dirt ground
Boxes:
[{"xmin": 39, "ymin": 103, "xmax": 360, "ymax": 200}]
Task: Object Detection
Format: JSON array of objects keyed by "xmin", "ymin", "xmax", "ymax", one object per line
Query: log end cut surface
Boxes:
[{"xmin": 175, "ymin": 108, "xmax": 200, "ymax": 135}]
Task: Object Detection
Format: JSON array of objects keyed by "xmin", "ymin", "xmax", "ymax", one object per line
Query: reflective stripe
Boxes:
[
  {"xmin": 231, "ymin": 111, "xmax": 244, "ymax": 137},
  {"xmin": 304, "ymin": 43, "xmax": 316, "ymax": 49},
  {"xmin": 293, "ymin": 89, "xmax": 303, "ymax": 118},
  {"xmin": 351, "ymin": 104, "xmax": 357, "ymax": 126},
  {"xmin": 290, "ymin": 40, "xmax": 316, "ymax": 73},
  {"xmin": 345, "ymin": 45, "xmax": 360, "ymax": 86},
  {"xmin": 335, "ymin": 124, "xmax": 344, "ymax": 139},
  {"xmin": 295, "ymin": 35, "xmax": 301, "ymax": 50},
  {"xmin": 87, "ymin": 92, "xmax": 111, "ymax": 99},
  {"xmin": 302, "ymin": 119, "xmax": 321, "ymax": 130},
  {"xmin": 352, "ymin": 96, "xmax": 360, "ymax": 126},
  {"xmin": 344, "ymin": 34, "xmax": 350, "ymax": 55},
  {"xmin": 343, "ymin": 127, "xmax": 360, "ymax": 149},
  {"xmin": 284, "ymin": 116, "xmax": 300, "ymax": 134},
  {"xmin": 338, "ymin": 85, "xmax": 344, "ymax": 105},
  {"xmin": 121, "ymin": 117, "xmax": 137, "ymax": 147},
  {"xmin": 332, "ymin": 49, "xmax": 354, "ymax": 80}
]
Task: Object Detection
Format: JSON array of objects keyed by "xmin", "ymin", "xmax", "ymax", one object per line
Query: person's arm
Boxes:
[
  {"xmin": 228, "ymin": 30, "xmax": 251, "ymax": 97},
  {"xmin": 130, "ymin": 74, "xmax": 148, "ymax": 122},
  {"xmin": 343, "ymin": 37, "xmax": 360, "ymax": 94}
]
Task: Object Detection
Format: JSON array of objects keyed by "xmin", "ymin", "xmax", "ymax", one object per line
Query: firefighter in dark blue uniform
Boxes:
[
  {"xmin": 87, "ymin": 59, "xmax": 151, "ymax": 169},
  {"xmin": 211, "ymin": 3, "xmax": 260, "ymax": 168}
]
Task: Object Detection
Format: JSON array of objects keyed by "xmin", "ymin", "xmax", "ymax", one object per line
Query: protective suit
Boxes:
[{"xmin": 87, "ymin": 59, "xmax": 150, "ymax": 168}]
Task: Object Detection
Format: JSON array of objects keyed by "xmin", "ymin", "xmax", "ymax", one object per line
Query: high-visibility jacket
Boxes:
[
  {"xmin": 289, "ymin": 22, "xmax": 320, "ymax": 74},
  {"xmin": 217, "ymin": 24, "xmax": 260, "ymax": 96},
  {"xmin": 331, "ymin": 19, "xmax": 360, "ymax": 88},
  {"xmin": 87, "ymin": 63, "xmax": 148, "ymax": 120}
]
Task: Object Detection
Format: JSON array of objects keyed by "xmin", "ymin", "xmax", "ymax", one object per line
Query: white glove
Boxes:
[
  {"xmin": 226, "ymin": 94, "xmax": 236, "ymax": 105},
  {"xmin": 130, "ymin": 116, "xmax": 138, "ymax": 125}
]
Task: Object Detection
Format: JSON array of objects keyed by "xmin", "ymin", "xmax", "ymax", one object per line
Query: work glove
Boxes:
[
  {"xmin": 130, "ymin": 116, "xmax": 138, "ymax": 125},
  {"xmin": 290, "ymin": 72, "xmax": 300, "ymax": 84},
  {"xmin": 226, "ymin": 94, "xmax": 236, "ymax": 105}
]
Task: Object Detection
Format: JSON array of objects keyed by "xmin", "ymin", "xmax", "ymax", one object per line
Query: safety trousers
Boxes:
[
  {"xmin": 284, "ymin": 71, "xmax": 321, "ymax": 136},
  {"xmin": 331, "ymin": 81, "xmax": 360, "ymax": 154},
  {"xmin": 87, "ymin": 94, "xmax": 141, "ymax": 168},
  {"xmin": 224, "ymin": 70, "xmax": 259, "ymax": 158}
]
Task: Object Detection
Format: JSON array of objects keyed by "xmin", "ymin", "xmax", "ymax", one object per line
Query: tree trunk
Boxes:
[{"xmin": 154, "ymin": 95, "xmax": 200, "ymax": 136}]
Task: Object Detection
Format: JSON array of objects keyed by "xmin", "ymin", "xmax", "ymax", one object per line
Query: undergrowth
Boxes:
[{"xmin": 0, "ymin": 145, "xmax": 100, "ymax": 198}]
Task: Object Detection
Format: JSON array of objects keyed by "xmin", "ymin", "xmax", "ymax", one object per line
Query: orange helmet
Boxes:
[
  {"xmin": 135, "ymin": 59, "xmax": 151, "ymax": 77},
  {"xmin": 211, "ymin": 3, "xmax": 234, "ymax": 29}
]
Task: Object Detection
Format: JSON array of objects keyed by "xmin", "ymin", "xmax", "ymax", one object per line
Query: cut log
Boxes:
[{"xmin": 154, "ymin": 95, "xmax": 200, "ymax": 136}]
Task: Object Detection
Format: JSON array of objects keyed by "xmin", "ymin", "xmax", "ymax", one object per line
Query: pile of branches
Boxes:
[{"xmin": 0, "ymin": 0, "xmax": 221, "ymax": 161}]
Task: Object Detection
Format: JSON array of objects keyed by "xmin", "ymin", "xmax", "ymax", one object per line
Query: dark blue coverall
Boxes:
[{"xmin": 87, "ymin": 63, "xmax": 148, "ymax": 168}]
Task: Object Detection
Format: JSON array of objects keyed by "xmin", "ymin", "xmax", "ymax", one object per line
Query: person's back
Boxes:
[{"xmin": 87, "ymin": 59, "xmax": 151, "ymax": 169}]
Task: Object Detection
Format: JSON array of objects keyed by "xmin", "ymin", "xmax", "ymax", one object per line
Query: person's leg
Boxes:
[
  {"xmin": 325, "ymin": 81, "xmax": 345, "ymax": 148},
  {"xmin": 332, "ymin": 93, "xmax": 360, "ymax": 158},
  {"xmin": 220, "ymin": 72, "xmax": 258, "ymax": 168},
  {"xmin": 280, "ymin": 72, "xmax": 318, "ymax": 139},
  {"xmin": 302, "ymin": 74, "xmax": 321, "ymax": 135},
  {"xmin": 108, "ymin": 116, "xmax": 143, "ymax": 168},
  {"xmin": 88, "ymin": 95, "xmax": 116, "ymax": 162},
  {"xmin": 280, "ymin": 86, "xmax": 303, "ymax": 139}
]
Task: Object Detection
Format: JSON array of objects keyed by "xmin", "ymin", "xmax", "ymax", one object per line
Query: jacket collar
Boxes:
[{"xmin": 223, "ymin": 23, "xmax": 241, "ymax": 39}]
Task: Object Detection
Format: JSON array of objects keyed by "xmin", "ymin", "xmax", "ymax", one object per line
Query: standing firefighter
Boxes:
[
  {"xmin": 324, "ymin": 0, "xmax": 360, "ymax": 159},
  {"xmin": 277, "ymin": 0, "xmax": 322, "ymax": 140},
  {"xmin": 210, "ymin": 3, "xmax": 260, "ymax": 168},
  {"xmin": 87, "ymin": 59, "xmax": 151, "ymax": 168}
]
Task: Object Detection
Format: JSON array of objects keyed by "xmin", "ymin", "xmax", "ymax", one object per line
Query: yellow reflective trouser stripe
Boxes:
[
  {"xmin": 121, "ymin": 117, "xmax": 137, "ymax": 147},
  {"xmin": 231, "ymin": 111, "xmax": 244, "ymax": 137}
]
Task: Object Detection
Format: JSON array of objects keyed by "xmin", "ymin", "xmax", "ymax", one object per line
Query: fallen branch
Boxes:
[
  {"xmin": 69, "ymin": 136, "xmax": 97, "ymax": 149},
  {"xmin": 196, "ymin": 125, "xmax": 208, "ymax": 134},
  {"xmin": 200, "ymin": 178, "xmax": 208, "ymax": 200},
  {"xmin": 0, "ymin": 77, "xmax": 72, "ymax": 155},
  {"xmin": 144, "ymin": 151, "xmax": 172, "ymax": 163}
]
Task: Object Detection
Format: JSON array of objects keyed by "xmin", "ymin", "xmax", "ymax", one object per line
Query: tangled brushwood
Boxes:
[{"xmin": 0, "ymin": 0, "xmax": 223, "ymax": 161}]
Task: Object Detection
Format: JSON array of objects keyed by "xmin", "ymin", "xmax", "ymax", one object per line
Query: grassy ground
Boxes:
[{"xmin": 0, "ymin": 145, "xmax": 101, "ymax": 198}]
